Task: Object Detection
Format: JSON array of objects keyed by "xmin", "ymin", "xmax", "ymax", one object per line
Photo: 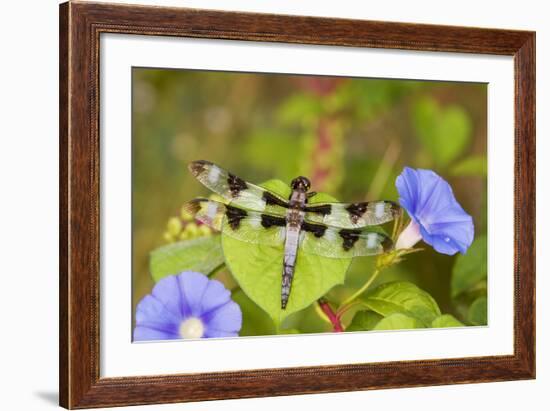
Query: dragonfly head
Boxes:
[{"xmin": 291, "ymin": 176, "xmax": 311, "ymax": 192}]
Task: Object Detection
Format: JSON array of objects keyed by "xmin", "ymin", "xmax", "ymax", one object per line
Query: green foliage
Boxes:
[
  {"xmin": 232, "ymin": 289, "xmax": 275, "ymax": 336},
  {"xmin": 336, "ymin": 79, "xmax": 420, "ymax": 121},
  {"xmin": 347, "ymin": 296, "xmax": 463, "ymax": 332},
  {"xmin": 467, "ymin": 296, "xmax": 488, "ymax": 325},
  {"xmin": 451, "ymin": 236, "xmax": 487, "ymax": 325},
  {"xmin": 451, "ymin": 235, "xmax": 487, "ymax": 299},
  {"xmin": 223, "ymin": 180, "xmax": 352, "ymax": 327},
  {"xmin": 413, "ymin": 97, "xmax": 472, "ymax": 167},
  {"xmin": 280, "ymin": 328, "xmax": 301, "ymax": 334},
  {"xmin": 373, "ymin": 313, "xmax": 424, "ymax": 330},
  {"xmin": 360, "ymin": 281, "xmax": 441, "ymax": 326},
  {"xmin": 277, "ymin": 94, "xmax": 324, "ymax": 127},
  {"xmin": 150, "ymin": 236, "xmax": 224, "ymax": 282},
  {"xmin": 450, "ymin": 156, "xmax": 487, "ymax": 177},
  {"xmin": 431, "ymin": 314, "xmax": 465, "ymax": 328},
  {"xmin": 134, "ymin": 70, "xmax": 487, "ymax": 336},
  {"xmin": 346, "ymin": 310, "xmax": 384, "ymax": 332},
  {"xmin": 242, "ymin": 129, "xmax": 302, "ymax": 180}
]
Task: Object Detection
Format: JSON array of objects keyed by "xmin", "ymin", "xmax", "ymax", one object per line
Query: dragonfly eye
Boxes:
[{"xmin": 291, "ymin": 176, "xmax": 311, "ymax": 192}]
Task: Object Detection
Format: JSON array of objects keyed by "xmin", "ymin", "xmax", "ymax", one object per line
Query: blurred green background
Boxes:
[{"xmin": 132, "ymin": 68, "xmax": 487, "ymax": 335}]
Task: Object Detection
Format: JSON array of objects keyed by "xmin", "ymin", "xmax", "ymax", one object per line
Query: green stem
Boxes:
[
  {"xmin": 336, "ymin": 300, "xmax": 366, "ymax": 317},
  {"xmin": 340, "ymin": 268, "xmax": 381, "ymax": 308}
]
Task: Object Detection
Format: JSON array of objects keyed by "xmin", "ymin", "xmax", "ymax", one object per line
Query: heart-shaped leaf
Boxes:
[
  {"xmin": 150, "ymin": 236, "xmax": 224, "ymax": 282},
  {"xmin": 222, "ymin": 180, "xmax": 352, "ymax": 327},
  {"xmin": 361, "ymin": 281, "xmax": 441, "ymax": 326}
]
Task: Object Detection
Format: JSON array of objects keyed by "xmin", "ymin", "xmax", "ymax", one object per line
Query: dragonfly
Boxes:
[{"xmin": 184, "ymin": 160, "xmax": 401, "ymax": 309}]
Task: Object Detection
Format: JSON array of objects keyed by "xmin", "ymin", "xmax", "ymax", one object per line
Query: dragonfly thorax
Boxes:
[{"xmin": 289, "ymin": 176, "xmax": 311, "ymax": 208}]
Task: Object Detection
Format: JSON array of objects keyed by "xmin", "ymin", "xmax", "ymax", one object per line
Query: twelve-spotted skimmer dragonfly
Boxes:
[{"xmin": 185, "ymin": 160, "xmax": 401, "ymax": 309}]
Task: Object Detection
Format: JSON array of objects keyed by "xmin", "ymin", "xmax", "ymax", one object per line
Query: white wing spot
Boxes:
[
  {"xmin": 324, "ymin": 228, "xmax": 337, "ymax": 243},
  {"xmin": 206, "ymin": 201, "xmax": 218, "ymax": 220},
  {"xmin": 375, "ymin": 202, "xmax": 386, "ymax": 219},
  {"xmin": 207, "ymin": 166, "xmax": 221, "ymax": 184},
  {"xmin": 249, "ymin": 216, "xmax": 261, "ymax": 229},
  {"xmin": 366, "ymin": 233, "xmax": 378, "ymax": 249},
  {"xmin": 257, "ymin": 198, "xmax": 267, "ymax": 211}
]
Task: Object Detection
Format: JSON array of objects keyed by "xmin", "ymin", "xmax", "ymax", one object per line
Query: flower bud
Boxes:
[
  {"xmin": 167, "ymin": 217, "xmax": 182, "ymax": 236},
  {"xmin": 185, "ymin": 222, "xmax": 199, "ymax": 237}
]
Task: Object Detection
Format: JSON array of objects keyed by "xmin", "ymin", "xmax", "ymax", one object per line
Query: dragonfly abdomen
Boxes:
[
  {"xmin": 281, "ymin": 206, "xmax": 304, "ymax": 309},
  {"xmin": 281, "ymin": 226, "xmax": 300, "ymax": 309}
]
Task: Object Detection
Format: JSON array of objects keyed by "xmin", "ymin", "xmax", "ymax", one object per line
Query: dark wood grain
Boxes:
[
  {"xmin": 59, "ymin": 2, "xmax": 69, "ymax": 407},
  {"xmin": 514, "ymin": 34, "xmax": 536, "ymax": 374},
  {"xmin": 59, "ymin": 1, "xmax": 536, "ymax": 408}
]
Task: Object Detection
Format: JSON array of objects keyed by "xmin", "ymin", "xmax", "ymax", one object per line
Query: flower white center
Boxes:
[
  {"xmin": 179, "ymin": 317, "xmax": 205, "ymax": 339},
  {"xmin": 395, "ymin": 220, "xmax": 423, "ymax": 250}
]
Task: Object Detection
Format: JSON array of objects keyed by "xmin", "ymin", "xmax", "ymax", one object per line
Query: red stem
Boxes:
[{"xmin": 318, "ymin": 299, "xmax": 344, "ymax": 332}]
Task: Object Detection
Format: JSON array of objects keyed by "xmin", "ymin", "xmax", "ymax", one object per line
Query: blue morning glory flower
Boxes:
[
  {"xmin": 395, "ymin": 167, "xmax": 474, "ymax": 255},
  {"xmin": 134, "ymin": 271, "xmax": 242, "ymax": 341}
]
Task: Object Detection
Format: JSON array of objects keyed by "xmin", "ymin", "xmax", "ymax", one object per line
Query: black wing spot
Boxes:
[
  {"xmin": 188, "ymin": 160, "xmax": 211, "ymax": 176},
  {"xmin": 387, "ymin": 201, "xmax": 402, "ymax": 217},
  {"xmin": 302, "ymin": 221, "xmax": 328, "ymax": 238},
  {"xmin": 262, "ymin": 191, "xmax": 290, "ymax": 208},
  {"xmin": 381, "ymin": 235, "xmax": 394, "ymax": 252},
  {"xmin": 225, "ymin": 205, "xmax": 247, "ymax": 230},
  {"xmin": 339, "ymin": 228, "xmax": 361, "ymax": 251},
  {"xmin": 260, "ymin": 214, "xmax": 286, "ymax": 228},
  {"xmin": 346, "ymin": 202, "xmax": 368, "ymax": 223},
  {"xmin": 305, "ymin": 204, "xmax": 332, "ymax": 215},
  {"xmin": 227, "ymin": 173, "xmax": 248, "ymax": 197}
]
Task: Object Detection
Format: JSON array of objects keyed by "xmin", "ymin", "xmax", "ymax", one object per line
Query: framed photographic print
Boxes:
[{"xmin": 59, "ymin": 1, "xmax": 535, "ymax": 409}]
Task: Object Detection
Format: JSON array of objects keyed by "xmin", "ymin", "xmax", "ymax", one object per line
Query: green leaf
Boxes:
[
  {"xmin": 413, "ymin": 97, "xmax": 472, "ymax": 167},
  {"xmin": 467, "ymin": 296, "xmax": 488, "ymax": 325},
  {"xmin": 223, "ymin": 180, "xmax": 352, "ymax": 326},
  {"xmin": 346, "ymin": 310, "xmax": 383, "ymax": 332},
  {"xmin": 150, "ymin": 236, "xmax": 224, "ymax": 282},
  {"xmin": 372, "ymin": 313, "xmax": 424, "ymax": 330},
  {"xmin": 280, "ymin": 328, "xmax": 301, "ymax": 335},
  {"xmin": 232, "ymin": 289, "xmax": 275, "ymax": 336},
  {"xmin": 450, "ymin": 156, "xmax": 487, "ymax": 176},
  {"xmin": 451, "ymin": 235, "xmax": 487, "ymax": 298},
  {"xmin": 431, "ymin": 314, "xmax": 465, "ymax": 328},
  {"xmin": 361, "ymin": 281, "xmax": 441, "ymax": 326}
]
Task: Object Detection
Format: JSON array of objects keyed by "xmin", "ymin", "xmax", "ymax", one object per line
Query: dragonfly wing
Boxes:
[
  {"xmin": 305, "ymin": 200, "xmax": 401, "ymax": 228},
  {"xmin": 300, "ymin": 220, "xmax": 393, "ymax": 258},
  {"xmin": 184, "ymin": 199, "xmax": 287, "ymax": 247},
  {"xmin": 189, "ymin": 160, "xmax": 290, "ymax": 214}
]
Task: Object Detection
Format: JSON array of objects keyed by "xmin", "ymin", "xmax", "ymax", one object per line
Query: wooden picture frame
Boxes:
[{"xmin": 59, "ymin": 1, "xmax": 535, "ymax": 408}]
